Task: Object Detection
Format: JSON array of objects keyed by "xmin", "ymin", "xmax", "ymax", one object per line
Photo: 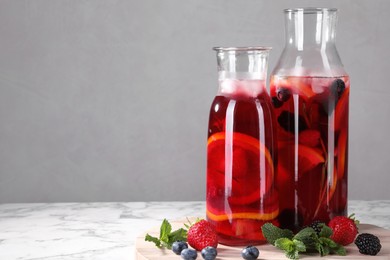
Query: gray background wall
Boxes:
[{"xmin": 0, "ymin": 0, "xmax": 389, "ymax": 203}]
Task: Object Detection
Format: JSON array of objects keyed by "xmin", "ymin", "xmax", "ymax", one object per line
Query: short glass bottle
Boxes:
[{"xmin": 206, "ymin": 47, "xmax": 278, "ymax": 245}]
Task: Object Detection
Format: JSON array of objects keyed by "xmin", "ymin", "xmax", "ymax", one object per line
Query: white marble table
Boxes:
[{"xmin": 0, "ymin": 201, "xmax": 389, "ymax": 260}]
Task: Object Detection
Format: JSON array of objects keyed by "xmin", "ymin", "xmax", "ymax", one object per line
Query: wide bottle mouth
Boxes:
[
  {"xmin": 284, "ymin": 7, "xmax": 338, "ymax": 14},
  {"xmin": 213, "ymin": 47, "xmax": 272, "ymax": 52}
]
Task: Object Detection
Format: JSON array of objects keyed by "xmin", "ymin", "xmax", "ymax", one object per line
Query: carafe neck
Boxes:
[{"xmin": 284, "ymin": 8, "xmax": 337, "ymax": 50}]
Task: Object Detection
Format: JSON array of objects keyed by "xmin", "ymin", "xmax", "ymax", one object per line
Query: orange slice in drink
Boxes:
[
  {"xmin": 278, "ymin": 143, "xmax": 325, "ymax": 177},
  {"xmin": 206, "ymin": 192, "xmax": 279, "ymax": 222},
  {"xmin": 207, "ymin": 132, "xmax": 275, "ymax": 204},
  {"xmin": 334, "ymin": 87, "xmax": 350, "ymax": 131},
  {"xmin": 337, "ymin": 130, "xmax": 348, "ymax": 180}
]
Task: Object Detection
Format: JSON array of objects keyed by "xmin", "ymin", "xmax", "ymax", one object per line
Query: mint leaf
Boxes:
[
  {"xmin": 315, "ymin": 242, "xmax": 324, "ymax": 256},
  {"xmin": 286, "ymin": 250, "xmax": 299, "ymax": 260},
  {"xmin": 319, "ymin": 237, "xmax": 347, "ymax": 256},
  {"xmin": 275, "ymin": 237, "xmax": 295, "ymax": 252},
  {"xmin": 262, "ymin": 223, "xmax": 294, "ymax": 245},
  {"xmin": 319, "ymin": 237, "xmax": 337, "ymax": 248},
  {"xmin": 319, "ymin": 224, "xmax": 333, "ymax": 238},
  {"xmin": 275, "ymin": 238, "xmax": 306, "ymax": 260},
  {"xmin": 293, "ymin": 227, "xmax": 317, "ymax": 250},
  {"xmin": 145, "ymin": 233, "xmax": 161, "ymax": 247},
  {"xmin": 145, "ymin": 219, "xmax": 188, "ymax": 249},
  {"xmin": 159, "ymin": 219, "xmax": 172, "ymax": 243},
  {"xmin": 332, "ymin": 245, "xmax": 347, "ymax": 256},
  {"xmin": 293, "ymin": 239, "xmax": 306, "ymax": 252},
  {"xmin": 321, "ymin": 245, "xmax": 330, "ymax": 256},
  {"xmin": 168, "ymin": 228, "xmax": 187, "ymax": 243}
]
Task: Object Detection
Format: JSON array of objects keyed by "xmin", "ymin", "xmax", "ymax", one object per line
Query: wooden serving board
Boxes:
[{"xmin": 135, "ymin": 220, "xmax": 390, "ymax": 260}]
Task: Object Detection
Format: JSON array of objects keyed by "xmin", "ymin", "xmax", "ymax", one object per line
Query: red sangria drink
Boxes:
[
  {"xmin": 207, "ymin": 47, "xmax": 278, "ymax": 245},
  {"xmin": 271, "ymin": 8, "xmax": 350, "ymax": 231},
  {"xmin": 270, "ymin": 76, "xmax": 349, "ymax": 229}
]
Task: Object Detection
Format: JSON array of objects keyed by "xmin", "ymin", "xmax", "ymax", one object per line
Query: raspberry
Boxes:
[{"xmin": 354, "ymin": 233, "xmax": 382, "ymax": 256}]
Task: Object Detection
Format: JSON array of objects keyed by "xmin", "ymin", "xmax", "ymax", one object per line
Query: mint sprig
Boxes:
[
  {"xmin": 145, "ymin": 219, "xmax": 187, "ymax": 249},
  {"xmin": 261, "ymin": 223, "xmax": 346, "ymax": 259}
]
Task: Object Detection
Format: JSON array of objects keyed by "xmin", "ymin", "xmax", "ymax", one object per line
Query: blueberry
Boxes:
[
  {"xmin": 201, "ymin": 246, "xmax": 217, "ymax": 260},
  {"xmin": 277, "ymin": 88, "xmax": 291, "ymax": 102},
  {"xmin": 172, "ymin": 241, "xmax": 188, "ymax": 255},
  {"xmin": 241, "ymin": 246, "xmax": 259, "ymax": 260},
  {"xmin": 272, "ymin": 96, "xmax": 283, "ymax": 108},
  {"xmin": 330, "ymin": 79, "xmax": 346, "ymax": 97},
  {"xmin": 181, "ymin": 248, "xmax": 198, "ymax": 260}
]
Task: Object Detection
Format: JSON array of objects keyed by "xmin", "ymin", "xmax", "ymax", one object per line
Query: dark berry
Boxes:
[
  {"xmin": 354, "ymin": 233, "xmax": 382, "ymax": 256},
  {"xmin": 241, "ymin": 245, "xmax": 259, "ymax": 260},
  {"xmin": 277, "ymin": 111, "xmax": 307, "ymax": 133},
  {"xmin": 330, "ymin": 79, "xmax": 346, "ymax": 98},
  {"xmin": 278, "ymin": 209, "xmax": 303, "ymax": 232},
  {"xmin": 277, "ymin": 88, "xmax": 291, "ymax": 102},
  {"xmin": 272, "ymin": 96, "xmax": 283, "ymax": 108},
  {"xmin": 308, "ymin": 220, "xmax": 325, "ymax": 235},
  {"xmin": 181, "ymin": 248, "xmax": 198, "ymax": 260},
  {"xmin": 201, "ymin": 246, "xmax": 217, "ymax": 260},
  {"xmin": 172, "ymin": 241, "xmax": 188, "ymax": 255}
]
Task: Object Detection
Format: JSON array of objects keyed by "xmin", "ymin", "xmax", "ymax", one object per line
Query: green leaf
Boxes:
[
  {"xmin": 262, "ymin": 223, "xmax": 294, "ymax": 245},
  {"xmin": 292, "ymin": 239, "xmax": 306, "ymax": 252},
  {"xmin": 319, "ymin": 224, "xmax": 333, "ymax": 238},
  {"xmin": 319, "ymin": 237, "xmax": 337, "ymax": 248},
  {"xmin": 315, "ymin": 243, "xmax": 324, "ymax": 256},
  {"xmin": 294, "ymin": 227, "xmax": 316, "ymax": 240},
  {"xmin": 168, "ymin": 228, "xmax": 187, "ymax": 243},
  {"xmin": 293, "ymin": 227, "xmax": 317, "ymax": 250},
  {"xmin": 275, "ymin": 238, "xmax": 294, "ymax": 252},
  {"xmin": 321, "ymin": 245, "xmax": 330, "ymax": 256},
  {"xmin": 285, "ymin": 250, "xmax": 299, "ymax": 260},
  {"xmin": 159, "ymin": 219, "xmax": 172, "ymax": 243},
  {"xmin": 332, "ymin": 245, "xmax": 347, "ymax": 256},
  {"xmin": 145, "ymin": 233, "xmax": 161, "ymax": 247},
  {"xmin": 145, "ymin": 219, "xmax": 188, "ymax": 249}
]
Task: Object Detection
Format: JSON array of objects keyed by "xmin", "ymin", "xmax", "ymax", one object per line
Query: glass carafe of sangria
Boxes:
[
  {"xmin": 271, "ymin": 8, "xmax": 349, "ymax": 231},
  {"xmin": 206, "ymin": 47, "xmax": 278, "ymax": 245}
]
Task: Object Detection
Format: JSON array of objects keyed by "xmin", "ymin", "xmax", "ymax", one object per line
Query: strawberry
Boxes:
[
  {"xmin": 187, "ymin": 219, "xmax": 218, "ymax": 251},
  {"xmin": 328, "ymin": 214, "xmax": 359, "ymax": 246}
]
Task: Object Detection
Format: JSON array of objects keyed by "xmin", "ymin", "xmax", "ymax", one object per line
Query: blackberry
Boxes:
[
  {"xmin": 308, "ymin": 220, "xmax": 325, "ymax": 235},
  {"xmin": 354, "ymin": 233, "xmax": 382, "ymax": 256},
  {"xmin": 272, "ymin": 96, "xmax": 283, "ymax": 108},
  {"xmin": 241, "ymin": 245, "xmax": 259, "ymax": 260},
  {"xmin": 277, "ymin": 88, "xmax": 291, "ymax": 102},
  {"xmin": 330, "ymin": 79, "xmax": 346, "ymax": 98}
]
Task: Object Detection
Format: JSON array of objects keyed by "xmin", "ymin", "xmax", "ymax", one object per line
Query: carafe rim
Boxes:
[
  {"xmin": 213, "ymin": 47, "xmax": 272, "ymax": 52},
  {"xmin": 284, "ymin": 7, "xmax": 337, "ymax": 14}
]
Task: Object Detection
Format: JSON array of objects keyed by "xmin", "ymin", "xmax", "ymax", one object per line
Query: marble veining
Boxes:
[{"xmin": 0, "ymin": 201, "xmax": 389, "ymax": 259}]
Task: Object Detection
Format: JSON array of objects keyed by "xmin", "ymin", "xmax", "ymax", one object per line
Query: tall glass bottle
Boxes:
[
  {"xmin": 270, "ymin": 8, "xmax": 349, "ymax": 231},
  {"xmin": 206, "ymin": 47, "xmax": 278, "ymax": 245}
]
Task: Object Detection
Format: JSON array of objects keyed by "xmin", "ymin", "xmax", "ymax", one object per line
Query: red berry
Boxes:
[
  {"xmin": 328, "ymin": 215, "xmax": 358, "ymax": 246},
  {"xmin": 187, "ymin": 219, "xmax": 218, "ymax": 251}
]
